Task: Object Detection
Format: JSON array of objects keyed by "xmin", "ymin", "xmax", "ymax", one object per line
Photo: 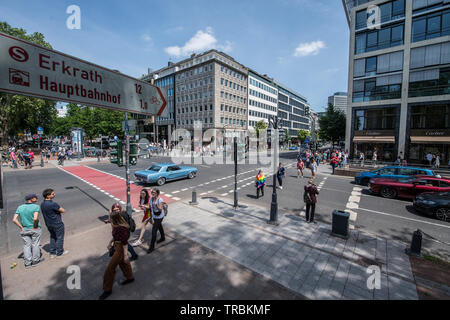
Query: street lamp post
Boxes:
[{"xmin": 268, "ymin": 116, "xmax": 281, "ymax": 226}]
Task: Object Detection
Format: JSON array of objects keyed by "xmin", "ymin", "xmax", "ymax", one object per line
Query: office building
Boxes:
[
  {"xmin": 141, "ymin": 50, "xmax": 248, "ymax": 143},
  {"xmin": 274, "ymin": 81, "xmax": 311, "ymax": 141},
  {"xmin": 343, "ymin": 0, "xmax": 450, "ymax": 164},
  {"xmin": 328, "ymin": 92, "xmax": 348, "ymax": 114},
  {"xmin": 248, "ymin": 70, "xmax": 278, "ymax": 128}
]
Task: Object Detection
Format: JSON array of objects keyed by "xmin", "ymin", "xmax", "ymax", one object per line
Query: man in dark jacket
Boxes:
[{"xmin": 304, "ymin": 180, "xmax": 319, "ymax": 224}]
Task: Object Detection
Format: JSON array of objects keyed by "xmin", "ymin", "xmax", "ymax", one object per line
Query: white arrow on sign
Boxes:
[{"xmin": 0, "ymin": 32, "xmax": 167, "ymax": 117}]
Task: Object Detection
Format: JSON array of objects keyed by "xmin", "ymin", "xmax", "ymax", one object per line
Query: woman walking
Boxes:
[
  {"xmin": 109, "ymin": 203, "xmax": 138, "ymax": 261},
  {"xmin": 277, "ymin": 163, "xmax": 286, "ymax": 190},
  {"xmin": 297, "ymin": 158, "xmax": 305, "ymax": 179},
  {"xmin": 304, "ymin": 179, "xmax": 319, "ymax": 224},
  {"xmin": 132, "ymin": 189, "xmax": 151, "ymax": 247},
  {"xmin": 100, "ymin": 209, "xmax": 134, "ymax": 300},
  {"xmin": 147, "ymin": 189, "xmax": 166, "ymax": 254},
  {"xmin": 256, "ymin": 170, "xmax": 266, "ymax": 199}
]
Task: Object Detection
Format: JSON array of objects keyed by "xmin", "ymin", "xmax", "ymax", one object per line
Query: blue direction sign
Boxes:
[{"xmin": 37, "ymin": 126, "xmax": 43, "ymax": 134}]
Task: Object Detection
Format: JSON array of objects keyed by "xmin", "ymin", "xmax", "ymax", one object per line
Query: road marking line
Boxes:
[
  {"xmin": 181, "ymin": 188, "xmax": 188, "ymax": 191},
  {"xmin": 200, "ymin": 192, "xmax": 208, "ymax": 196},
  {"xmin": 172, "ymin": 197, "xmax": 181, "ymax": 201},
  {"xmin": 221, "ymin": 193, "xmax": 228, "ymax": 196},
  {"xmin": 357, "ymin": 208, "xmax": 450, "ymax": 229},
  {"xmin": 172, "ymin": 191, "xmax": 180, "ymax": 194},
  {"xmin": 165, "ymin": 194, "xmax": 173, "ymax": 197}
]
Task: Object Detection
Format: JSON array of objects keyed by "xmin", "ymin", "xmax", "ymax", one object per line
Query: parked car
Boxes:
[
  {"xmin": 355, "ymin": 166, "xmax": 436, "ymax": 186},
  {"xmin": 134, "ymin": 163, "xmax": 198, "ymax": 186},
  {"xmin": 289, "ymin": 146, "xmax": 298, "ymax": 150},
  {"xmin": 413, "ymin": 192, "xmax": 450, "ymax": 221},
  {"xmin": 369, "ymin": 176, "xmax": 450, "ymax": 200}
]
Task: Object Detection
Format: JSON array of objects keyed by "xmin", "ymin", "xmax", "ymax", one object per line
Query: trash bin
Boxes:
[{"xmin": 331, "ymin": 210, "xmax": 350, "ymax": 239}]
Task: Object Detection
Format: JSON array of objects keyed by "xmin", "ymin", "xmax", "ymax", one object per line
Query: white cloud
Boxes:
[
  {"xmin": 293, "ymin": 40, "xmax": 326, "ymax": 57},
  {"xmin": 165, "ymin": 27, "xmax": 232, "ymax": 57}
]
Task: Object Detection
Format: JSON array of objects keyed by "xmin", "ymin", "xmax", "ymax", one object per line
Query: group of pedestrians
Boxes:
[
  {"xmin": 7, "ymin": 147, "xmax": 34, "ymax": 169},
  {"xmin": 100, "ymin": 187, "xmax": 167, "ymax": 300},
  {"xmin": 13, "ymin": 189, "xmax": 68, "ymax": 268}
]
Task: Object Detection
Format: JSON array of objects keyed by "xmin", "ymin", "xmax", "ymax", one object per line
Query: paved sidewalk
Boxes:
[
  {"xmin": 1, "ymin": 193, "xmax": 420, "ymax": 300},
  {"xmin": 166, "ymin": 198, "xmax": 418, "ymax": 300},
  {"xmin": 1, "ymin": 157, "xmax": 110, "ymax": 172}
]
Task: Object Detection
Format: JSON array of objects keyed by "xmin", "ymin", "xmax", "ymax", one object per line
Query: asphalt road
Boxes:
[{"xmin": 2, "ymin": 151, "xmax": 450, "ymax": 261}]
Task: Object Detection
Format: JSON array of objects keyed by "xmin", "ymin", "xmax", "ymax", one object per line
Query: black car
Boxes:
[{"xmin": 413, "ymin": 192, "xmax": 450, "ymax": 222}]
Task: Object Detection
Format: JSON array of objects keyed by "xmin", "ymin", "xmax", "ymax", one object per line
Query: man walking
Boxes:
[
  {"xmin": 41, "ymin": 189, "xmax": 68, "ymax": 258},
  {"xmin": 277, "ymin": 163, "xmax": 286, "ymax": 190},
  {"xmin": 304, "ymin": 180, "xmax": 319, "ymax": 224},
  {"xmin": 12, "ymin": 194, "xmax": 43, "ymax": 268},
  {"xmin": 10, "ymin": 148, "xmax": 17, "ymax": 169}
]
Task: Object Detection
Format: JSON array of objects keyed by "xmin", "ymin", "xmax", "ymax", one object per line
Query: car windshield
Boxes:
[{"xmin": 147, "ymin": 165, "xmax": 161, "ymax": 172}]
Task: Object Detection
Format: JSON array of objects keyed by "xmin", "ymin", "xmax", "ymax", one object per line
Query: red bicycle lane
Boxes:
[{"xmin": 61, "ymin": 166, "xmax": 174, "ymax": 209}]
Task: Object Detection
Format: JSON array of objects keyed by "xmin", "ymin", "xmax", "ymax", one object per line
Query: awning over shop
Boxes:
[
  {"xmin": 353, "ymin": 136, "xmax": 395, "ymax": 143},
  {"xmin": 410, "ymin": 136, "xmax": 450, "ymax": 144}
]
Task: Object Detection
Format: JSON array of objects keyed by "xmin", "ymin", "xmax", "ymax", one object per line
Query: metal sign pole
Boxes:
[{"xmin": 125, "ymin": 113, "xmax": 132, "ymax": 216}]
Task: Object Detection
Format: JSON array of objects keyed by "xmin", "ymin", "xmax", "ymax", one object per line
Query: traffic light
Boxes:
[
  {"xmin": 129, "ymin": 139, "xmax": 137, "ymax": 166},
  {"xmin": 110, "ymin": 140, "xmax": 123, "ymax": 167}
]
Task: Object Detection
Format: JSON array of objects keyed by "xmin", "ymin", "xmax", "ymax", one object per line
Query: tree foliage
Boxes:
[
  {"xmin": 318, "ymin": 103, "xmax": 346, "ymax": 146},
  {"xmin": 0, "ymin": 21, "xmax": 56, "ymax": 146},
  {"xmin": 50, "ymin": 104, "xmax": 125, "ymax": 140},
  {"xmin": 297, "ymin": 129, "xmax": 309, "ymax": 144},
  {"xmin": 254, "ymin": 120, "xmax": 268, "ymax": 138}
]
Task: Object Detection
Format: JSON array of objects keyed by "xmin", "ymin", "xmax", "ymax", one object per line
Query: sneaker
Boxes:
[
  {"xmin": 147, "ymin": 247, "xmax": 154, "ymax": 254},
  {"xmin": 132, "ymin": 240, "xmax": 142, "ymax": 247},
  {"xmin": 156, "ymin": 238, "xmax": 165, "ymax": 244},
  {"xmin": 56, "ymin": 250, "xmax": 69, "ymax": 258},
  {"xmin": 32, "ymin": 258, "xmax": 45, "ymax": 267},
  {"xmin": 50, "ymin": 254, "xmax": 56, "ymax": 259},
  {"xmin": 129, "ymin": 255, "xmax": 139, "ymax": 262},
  {"xmin": 98, "ymin": 291, "xmax": 112, "ymax": 300},
  {"xmin": 280, "ymin": 186, "xmax": 283, "ymax": 190},
  {"xmin": 25, "ymin": 264, "xmax": 32, "ymax": 269}
]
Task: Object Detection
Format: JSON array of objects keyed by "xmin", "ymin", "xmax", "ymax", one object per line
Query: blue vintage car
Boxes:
[
  {"xmin": 135, "ymin": 163, "xmax": 198, "ymax": 186},
  {"xmin": 355, "ymin": 166, "xmax": 436, "ymax": 186}
]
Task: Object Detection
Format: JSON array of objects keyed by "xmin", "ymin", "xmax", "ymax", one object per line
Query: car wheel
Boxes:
[
  {"xmin": 435, "ymin": 208, "xmax": 450, "ymax": 222},
  {"xmin": 188, "ymin": 172, "xmax": 195, "ymax": 179},
  {"xmin": 156, "ymin": 177, "xmax": 166, "ymax": 186},
  {"xmin": 380, "ymin": 187, "xmax": 397, "ymax": 199},
  {"xmin": 361, "ymin": 178, "xmax": 370, "ymax": 186}
]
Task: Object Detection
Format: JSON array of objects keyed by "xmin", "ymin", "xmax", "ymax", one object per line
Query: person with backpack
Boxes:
[
  {"xmin": 147, "ymin": 189, "xmax": 167, "ymax": 254},
  {"xmin": 277, "ymin": 163, "xmax": 286, "ymax": 190},
  {"xmin": 100, "ymin": 209, "xmax": 135, "ymax": 300},
  {"xmin": 304, "ymin": 179, "xmax": 319, "ymax": 224},
  {"xmin": 132, "ymin": 189, "xmax": 152, "ymax": 247},
  {"xmin": 108, "ymin": 203, "xmax": 138, "ymax": 261},
  {"xmin": 331, "ymin": 154, "xmax": 338, "ymax": 175}
]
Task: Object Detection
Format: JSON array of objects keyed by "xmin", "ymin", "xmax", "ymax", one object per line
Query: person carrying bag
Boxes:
[{"xmin": 304, "ymin": 179, "xmax": 319, "ymax": 224}]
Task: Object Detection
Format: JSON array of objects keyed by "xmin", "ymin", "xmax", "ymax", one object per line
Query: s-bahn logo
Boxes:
[
  {"xmin": 9, "ymin": 68, "xmax": 30, "ymax": 87},
  {"xmin": 9, "ymin": 46, "xmax": 29, "ymax": 62}
]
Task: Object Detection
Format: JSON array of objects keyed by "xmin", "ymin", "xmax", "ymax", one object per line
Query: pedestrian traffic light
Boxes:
[
  {"xmin": 129, "ymin": 139, "xmax": 137, "ymax": 166},
  {"xmin": 110, "ymin": 140, "xmax": 123, "ymax": 167}
]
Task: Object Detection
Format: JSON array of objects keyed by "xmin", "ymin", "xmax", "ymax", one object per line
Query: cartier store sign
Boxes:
[{"xmin": 410, "ymin": 129, "xmax": 450, "ymax": 136}]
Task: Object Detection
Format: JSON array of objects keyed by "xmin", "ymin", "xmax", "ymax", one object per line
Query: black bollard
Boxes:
[
  {"xmin": 190, "ymin": 189, "xmax": 198, "ymax": 205},
  {"xmin": 405, "ymin": 229, "xmax": 422, "ymax": 257}
]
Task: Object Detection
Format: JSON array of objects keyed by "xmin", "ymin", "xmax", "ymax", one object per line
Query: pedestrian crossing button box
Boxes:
[{"xmin": 331, "ymin": 210, "xmax": 349, "ymax": 239}]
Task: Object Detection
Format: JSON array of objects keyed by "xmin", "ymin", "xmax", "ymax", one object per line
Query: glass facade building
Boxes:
[{"xmin": 344, "ymin": 0, "xmax": 450, "ymax": 164}]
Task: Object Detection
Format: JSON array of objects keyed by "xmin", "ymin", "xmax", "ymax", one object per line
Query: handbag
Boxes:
[
  {"xmin": 303, "ymin": 189, "xmax": 313, "ymax": 204},
  {"xmin": 109, "ymin": 246, "xmax": 115, "ymax": 257}
]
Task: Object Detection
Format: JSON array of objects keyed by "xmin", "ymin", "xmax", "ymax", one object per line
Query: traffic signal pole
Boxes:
[{"xmin": 125, "ymin": 112, "xmax": 132, "ymax": 216}]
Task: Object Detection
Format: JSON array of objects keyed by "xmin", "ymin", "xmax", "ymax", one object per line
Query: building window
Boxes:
[
  {"xmin": 354, "ymin": 107, "xmax": 397, "ymax": 131},
  {"xmin": 412, "ymin": 9, "xmax": 450, "ymax": 42},
  {"xmin": 409, "ymin": 67, "xmax": 450, "ymax": 97},
  {"xmin": 353, "ymin": 75, "xmax": 402, "ymax": 102},
  {"xmin": 411, "ymin": 104, "xmax": 450, "ymax": 129},
  {"xmin": 355, "ymin": 23, "xmax": 404, "ymax": 54}
]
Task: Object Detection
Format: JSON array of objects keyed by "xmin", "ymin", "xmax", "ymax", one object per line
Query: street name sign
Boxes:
[{"xmin": 0, "ymin": 32, "xmax": 167, "ymax": 116}]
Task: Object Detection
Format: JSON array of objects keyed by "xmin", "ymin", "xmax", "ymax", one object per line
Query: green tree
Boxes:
[
  {"xmin": 319, "ymin": 103, "xmax": 346, "ymax": 147},
  {"xmin": 50, "ymin": 103, "xmax": 125, "ymax": 141},
  {"xmin": 0, "ymin": 21, "xmax": 56, "ymax": 146},
  {"xmin": 297, "ymin": 129, "xmax": 309, "ymax": 144},
  {"xmin": 254, "ymin": 120, "xmax": 268, "ymax": 138}
]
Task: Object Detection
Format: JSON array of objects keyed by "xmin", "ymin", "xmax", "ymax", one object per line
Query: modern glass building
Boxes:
[
  {"xmin": 343, "ymin": 0, "xmax": 450, "ymax": 164},
  {"xmin": 248, "ymin": 70, "xmax": 278, "ymax": 128}
]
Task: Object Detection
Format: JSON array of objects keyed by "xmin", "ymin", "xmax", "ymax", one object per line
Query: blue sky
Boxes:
[{"xmin": 0, "ymin": 0, "xmax": 349, "ymax": 112}]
